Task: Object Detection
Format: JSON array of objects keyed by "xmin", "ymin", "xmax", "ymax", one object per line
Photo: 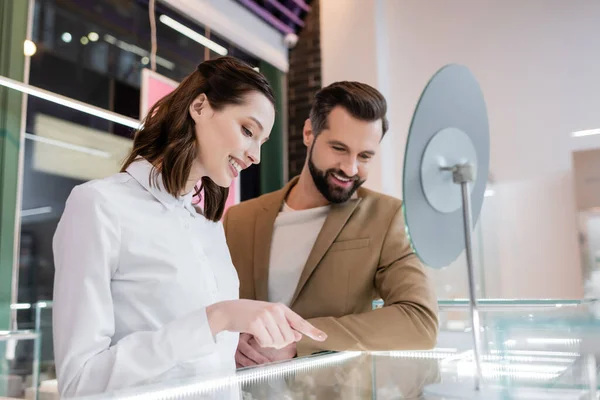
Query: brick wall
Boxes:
[{"xmin": 287, "ymin": 0, "xmax": 321, "ymax": 180}]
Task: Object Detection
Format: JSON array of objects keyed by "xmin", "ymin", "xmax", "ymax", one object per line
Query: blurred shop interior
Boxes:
[{"xmin": 2, "ymin": 0, "xmax": 600, "ymax": 399}]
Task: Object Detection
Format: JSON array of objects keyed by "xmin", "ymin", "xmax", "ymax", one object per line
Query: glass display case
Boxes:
[
  {"xmin": 5, "ymin": 303, "xmax": 55, "ymax": 400},
  {"xmin": 0, "ymin": 330, "xmax": 42, "ymax": 400},
  {"xmin": 65, "ymin": 349, "xmax": 595, "ymax": 399},
  {"xmin": 48, "ymin": 302, "xmax": 600, "ymax": 400},
  {"xmin": 6, "ymin": 299, "xmax": 599, "ymax": 399}
]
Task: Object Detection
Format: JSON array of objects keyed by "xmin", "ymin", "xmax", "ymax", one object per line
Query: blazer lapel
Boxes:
[
  {"xmin": 253, "ymin": 178, "xmax": 298, "ymax": 301},
  {"xmin": 289, "ymin": 196, "xmax": 362, "ymax": 306}
]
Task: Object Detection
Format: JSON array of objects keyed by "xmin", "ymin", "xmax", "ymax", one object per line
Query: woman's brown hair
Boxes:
[{"xmin": 121, "ymin": 57, "xmax": 275, "ymax": 222}]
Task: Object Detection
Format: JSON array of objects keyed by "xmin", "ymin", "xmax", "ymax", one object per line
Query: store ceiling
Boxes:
[{"xmin": 234, "ymin": 0, "xmax": 313, "ymax": 35}]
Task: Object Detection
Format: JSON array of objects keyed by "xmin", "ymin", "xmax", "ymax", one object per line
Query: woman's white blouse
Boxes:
[{"xmin": 52, "ymin": 159, "xmax": 240, "ymax": 398}]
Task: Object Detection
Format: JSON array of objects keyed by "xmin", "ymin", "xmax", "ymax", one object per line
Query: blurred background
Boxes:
[{"xmin": 2, "ymin": 0, "xmax": 600, "ymax": 398}]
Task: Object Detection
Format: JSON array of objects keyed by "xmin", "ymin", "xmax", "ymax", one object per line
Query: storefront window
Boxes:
[{"xmin": 15, "ymin": 0, "xmax": 264, "ymax": 375}]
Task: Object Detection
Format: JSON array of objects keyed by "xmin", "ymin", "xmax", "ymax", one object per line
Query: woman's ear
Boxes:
[{"xmin": 189, "ymin": 93, "xmax": 208, "ymax": 123}]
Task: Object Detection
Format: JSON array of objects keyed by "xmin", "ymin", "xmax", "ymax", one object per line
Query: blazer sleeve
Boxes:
[
  {"xmin": 296, "ymin": 204, "xmax": 439, "ymax": 356},
  {"xmin": 222, "ymin": 208, "xmax": 230, "ymax": 235},
  {"xmin": 53, "ymin": 185, "xmax": 218, "ymax": 398}
]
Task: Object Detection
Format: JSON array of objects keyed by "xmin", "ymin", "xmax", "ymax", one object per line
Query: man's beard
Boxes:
[{"xmin": 308, "ymin": 148, "xmax": 364, "ymax": 204}]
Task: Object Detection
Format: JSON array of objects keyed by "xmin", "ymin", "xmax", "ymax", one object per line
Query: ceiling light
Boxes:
[
  {"xmin": 10, "ymin": 303, "xmax": 32, "ymax": 310},
  {"xmin": 24, "ymin": 40, "xmax": 36, "ymax": 56},
  {"xmin": 88, "ymin": 32, "xmax": 99, "ymax": 42},
  {"xmin": 80, "ymin": 36, "xmax": 89, "ymax": 45},
  {"xmin": 103, "ymin": 34, "xmax": 174, "ymax": 70},
  {"xmin": 159, "ymin": 14, "xmax": 228, "ymax": 56},
  {"xmin": 21, "ymin": 206, "xmax": 53, "ymax": 218},
  {"xmin": 61, "ymin": 32, "xmax": 72, "ymax": 43},
  {"xmin": 0, "ymin": 75, "xmax": 141, "ymax": 129},
  {"xmin": 25, "ymin": 133, "xmax": 111, "ymax": 158},
  {"xmin": 572, "ymin": 129, "xmax": 600, "ymax": 138}
]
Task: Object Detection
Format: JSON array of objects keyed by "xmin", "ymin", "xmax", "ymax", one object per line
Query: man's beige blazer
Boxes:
[{"xmin": 223, "ymin": 177, "xmax": 439, "ymax": 356}]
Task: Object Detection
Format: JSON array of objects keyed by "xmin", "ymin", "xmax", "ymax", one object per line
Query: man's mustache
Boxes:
[{"xmin": 327, "ymin": 170, "xmax": 359, "ymax": 182}]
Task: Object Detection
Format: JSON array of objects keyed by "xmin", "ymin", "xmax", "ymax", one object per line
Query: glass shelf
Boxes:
[{"xmin": 371, "ymin": 298, "xmax": 595, "ymax": 310}]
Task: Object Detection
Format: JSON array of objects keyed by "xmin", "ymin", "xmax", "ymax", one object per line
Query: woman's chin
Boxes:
[
  {"xmin": 208, "ymin": 169, "xmax": 234, "ymax": 188},
  {"xmin": 215, "ymin": 177, "xmax": 233, "ymax": 188}
]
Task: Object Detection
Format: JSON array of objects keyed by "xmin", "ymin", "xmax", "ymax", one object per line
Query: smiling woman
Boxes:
[
  {"xmin": 51, "ymin": 57, "xmax": 325, "ymax": 398},
  {"xmin": 5, "ymin": 0, "xmax": 288, "ymax": 395},
  {"xmin": 121, "ymin": 57, "xmax": 276, "ymax": 221}
]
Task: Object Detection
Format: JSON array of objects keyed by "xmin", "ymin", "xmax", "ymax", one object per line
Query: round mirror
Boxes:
[{"xmin": 402, "ymin": 64, "xmax": 490, "ymax": 269}]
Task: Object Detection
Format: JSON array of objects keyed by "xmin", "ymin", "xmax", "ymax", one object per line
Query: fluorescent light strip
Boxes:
[
  {"xmin": 103, "ymin": 35, "xmax": 174, "ymax": 70},
  {"xmin": 572, "ymin": 128, "xmax": 600, "ymax": 138},
  {"xmin": 10, "ymin": 303, "xmax": 31, "ymax": 310},
  {"xmin": 493, "ymin": 349, "xmax": 580, "ymax": 358},
  {"xmin": 25, "ymin": 132, "xmax": 111, "ymax": 158},
  {"xmin": 455, "ymin": 360, "xmax": 566, "ymax": 381},
  {"xmin": 483, "ymin": 354, "xmax": 574, "ymax": 364},
  {"xmin": 21, "ymin": 206, "xmax": 53, "ymax": 217},
  {"xmin": 526, "ymin": 338, "xmax": 581, "ymax": 346},
  {"xmin": 117, "ymin": 352, "xmax": 360, "ymax": 399},
  {"xmin": 440, "ymin": 348, "xmax": 575, "ymax": 365},
  {"xmin": 9, "ymin": 302, "xmax": 50, "ymax": 310},
  {"xmin": 237, "ymin": 351, "xmax": 359, "ymax": 382},
  {"xmin": 374, "ymin": 347, "xmax": 458, "ymax": 354},
  {"xmin": 372, "ymin": 348, "xmax": 459, "ymax": 360},
  {"xmin": 0, "ymin": 75, "xmax": 141, "ymax": 129},
  {"xmin": 159, "ymin": 15, "xmax": 228, "ymax": 56},
  {"xmin": 0, "ymin": 330, "xmax": 38, "ymax": 340}
]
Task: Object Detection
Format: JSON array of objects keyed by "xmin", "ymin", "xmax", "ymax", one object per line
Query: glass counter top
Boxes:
[
  {"xmin": 68, "ymin": 304, "xmax": 600, "ymax": 400},
  {"xmin": 71, "ymin": 349, "xmax": 596, "ymax": 399},
  {"xmin": 10, "ymin": 300, "xmax": 599, "ymax": 399}
]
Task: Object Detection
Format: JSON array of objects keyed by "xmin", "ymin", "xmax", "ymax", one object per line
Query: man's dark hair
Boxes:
[{"xmin": 309, "ymin": 81, "xmax": 388, "ymax": 137}]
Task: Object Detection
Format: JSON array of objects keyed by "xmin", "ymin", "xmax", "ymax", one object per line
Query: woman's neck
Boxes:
[{"xmin": 184, "ymin": 161, "xmax": 205, "ymax": 195}]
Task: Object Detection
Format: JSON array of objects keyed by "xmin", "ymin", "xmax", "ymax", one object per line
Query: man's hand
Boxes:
[
  {"xmin": 235, "ymin": 333, "xmax": 297, "ymax": 368},
  {"xmin": 235, "ymin": 333, "xmax": 270, "ymax": 368}
]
